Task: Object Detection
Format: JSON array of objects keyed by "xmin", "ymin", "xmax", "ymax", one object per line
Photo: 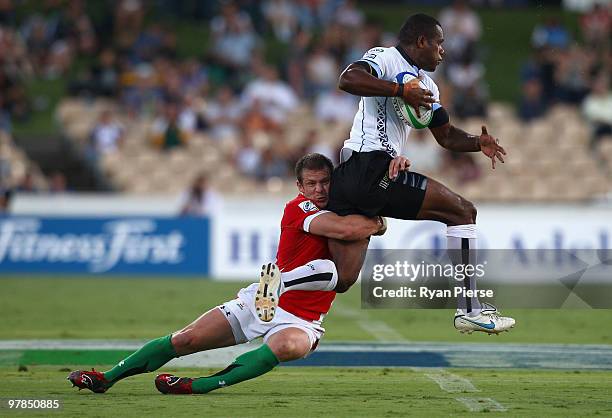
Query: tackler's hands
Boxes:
[
  {"xmin": 478, "ymin": 125, "xmax": 506, "ymax": 169},
  {"xmin": 399, "ymin": 76, "xmax": 435, "ymax": 118},
  {"xmin": 388, "ymin": 156, "xmax": 411, "ymax": 180}
]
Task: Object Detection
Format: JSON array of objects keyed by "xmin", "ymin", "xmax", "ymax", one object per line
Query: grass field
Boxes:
[
  {"xmin": 2, "ymin": 277, "xmax": 612, "ymax": 343},
  {"xmin": 0, "ymin": 367, "xmax": 611, "ymax": 417},
  {"xmin": 1, "ymin": 277, "xmax": 612, "ymax": 417}
]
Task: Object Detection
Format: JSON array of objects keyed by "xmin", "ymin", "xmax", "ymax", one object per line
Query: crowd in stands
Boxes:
[
  {"xmin": 517, "ymin": 3, "xmax": 611, "ymax": 151},
  {"xmin": 0, "ymin": 0, "xmax": 610, "ymax": 200}
]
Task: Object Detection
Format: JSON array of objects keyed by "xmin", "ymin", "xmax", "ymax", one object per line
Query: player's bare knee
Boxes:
[
  {"xmin": 449, "ymin": 197, "xmax": 476, "ymax": 226},
  {"xmin": 270, "ymin": 338, "xmax": 308, "ymax": 362},
  {"xmin": 171, "ymin": 329, "xmax": 199, "ymax": 354}
]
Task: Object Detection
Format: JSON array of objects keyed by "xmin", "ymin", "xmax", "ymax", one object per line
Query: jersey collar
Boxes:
[{"xmin": 395, "ymin": 45, "xmax": 421, "ymax": 73}]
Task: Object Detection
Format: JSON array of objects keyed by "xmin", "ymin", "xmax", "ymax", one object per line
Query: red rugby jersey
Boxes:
[{"xmin": 276, "ymin": 194, "xmax": 336, "ymax": 321}]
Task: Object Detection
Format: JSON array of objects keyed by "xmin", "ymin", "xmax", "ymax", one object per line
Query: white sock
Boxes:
[
  {"xmin": 280, "ymin": 259, "xmax": 338, "ymax": 292},
  {"xmin": 447, "ymin": 224, "xmax": 482, "ymax": 317}
]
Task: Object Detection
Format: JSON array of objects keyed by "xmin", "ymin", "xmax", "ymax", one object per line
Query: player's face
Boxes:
[
  {"xmin": 422, "ymin": 25, "xmax": 445, "ymax": 71},
  {"xmin": 297, "ymin": 168, "xmax": 331, "ymax": 208}
]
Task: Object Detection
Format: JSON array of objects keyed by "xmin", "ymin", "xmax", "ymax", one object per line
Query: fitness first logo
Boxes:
[
  {"xmin": 298, "ymin": 200, "xmax": 318, "ymax": 213},
  {"xmin": 0, "ymin": 218, "xmax": 184, "ymax": 273}
]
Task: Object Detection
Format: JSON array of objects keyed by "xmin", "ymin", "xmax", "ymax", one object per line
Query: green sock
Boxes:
[
  {"xmin": 103, "ymin": 334, "xmax": 177, "ymax": 385},
  {"xmin": 191, "ymin": 344, "xmax": 279, "ymax": 394}
]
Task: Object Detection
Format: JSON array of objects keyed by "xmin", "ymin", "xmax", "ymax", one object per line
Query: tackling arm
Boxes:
[{"xmin": 308, "ymin": 212, "xmax": 383, "ymax": 241}]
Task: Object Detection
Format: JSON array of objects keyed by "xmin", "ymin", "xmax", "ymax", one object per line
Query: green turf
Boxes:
[
  {"xmin": 1, "ymin": 277, "xmax": 611, "ymax": 344},
  {"xmin": 0, "ymin": 366, "xmax": 610, "ymax": 417}
]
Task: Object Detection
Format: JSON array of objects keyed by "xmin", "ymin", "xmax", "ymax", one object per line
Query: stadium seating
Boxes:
[
  {"xmin": 56, "ymin": 98, "xmax": 611, "ymax": 202},
  {"xmin": 0, "ymin": 131, "xmax": 47, "ymax": 191}
]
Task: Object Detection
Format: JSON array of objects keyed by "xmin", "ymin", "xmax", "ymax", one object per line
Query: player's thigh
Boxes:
[
  {"xmin": 265, "ymin": 327, "xmax": 312, "ymax": 362},
  {"xmin": 415, "ymin": 177, "xmax": 476, "ymax": 225},
  {"xmin": 329, "ymin": 238, "xmax": 369, "ymax": 293},
  {"xmin": 378, "ymin": 171, "xmax": 428, "ymax": 220},
  {"xmin": 172, "ymin": 307, "xmax": 236, "ymax": 356}
]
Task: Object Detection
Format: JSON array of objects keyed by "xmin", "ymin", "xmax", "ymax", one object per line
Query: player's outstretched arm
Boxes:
[
  {"xmin": 338, "ymin": 63, "xmax": 434, "ymax": 113},
  {"xmin": 309, "ymin": 212, "xmax": 384, "ymax": 241},
  {"xmin": 430, "ymin": 121, "xmax": 506, "ymax": 169}
]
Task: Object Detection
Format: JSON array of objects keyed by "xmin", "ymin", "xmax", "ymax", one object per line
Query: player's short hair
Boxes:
[
  {"xmin": 295, "ymin": 153, "xmax": 333, "ymax": 183},
  {"xmin": 398, "ymin": 13, "xmax": 441, "ymax": 44}
]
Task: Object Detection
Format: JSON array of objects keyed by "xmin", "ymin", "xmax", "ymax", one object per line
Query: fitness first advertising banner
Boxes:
[
  {"xmin": 0, "ymin": 217, "xmax": 210, "ymax": 275},
  {"xmin": 361, "ymin": 249, "xmax": 612, "ymax": 309}
]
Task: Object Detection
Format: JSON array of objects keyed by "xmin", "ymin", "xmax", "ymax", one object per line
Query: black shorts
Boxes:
[{"xmin": 327, "ymin": 150, "xmax": 428, "ymax": 219}]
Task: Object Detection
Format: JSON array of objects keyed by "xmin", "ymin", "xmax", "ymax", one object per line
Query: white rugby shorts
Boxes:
[{"xmin": 217, "ymin": 283, "xmax": 325, "ymax": 354}]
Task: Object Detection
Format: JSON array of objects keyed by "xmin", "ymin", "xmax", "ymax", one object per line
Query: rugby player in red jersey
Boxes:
[{"xmin": 67, "ymin": 153, "xmax": 385, "ymax": 395}]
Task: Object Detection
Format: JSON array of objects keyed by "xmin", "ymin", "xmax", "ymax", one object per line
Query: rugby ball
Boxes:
[{"xmin": 392, "ymin": 72, "xmax": 433, "ymax": 129}]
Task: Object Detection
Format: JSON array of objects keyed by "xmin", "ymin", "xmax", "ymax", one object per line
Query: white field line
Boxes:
[
  {"xmin": 456, "ymin": 397, "xmax": 508, "ymax": 412},
  {"xmin": 418, "ymin": 368, "xmax": 508, "ymax": 412},
  {"xmin": 331, "ymin": 304, "xmax": 406, "ymax": 341},
  {"xmin": 424, "ymin": 370, "xmax": 479, "ymax": 393}
]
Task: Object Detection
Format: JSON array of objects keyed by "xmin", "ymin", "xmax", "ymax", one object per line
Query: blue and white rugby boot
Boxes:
[{"xmin": 454, "ymin": 304, "xmax": 515, "ymax": 335}]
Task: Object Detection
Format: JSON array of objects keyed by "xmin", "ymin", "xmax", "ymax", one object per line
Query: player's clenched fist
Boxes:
[{"xmin": 395, "ymin": 76, "xmax": 435, "ymax": 117}]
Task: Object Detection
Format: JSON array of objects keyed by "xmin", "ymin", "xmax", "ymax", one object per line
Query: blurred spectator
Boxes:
[
  {"xmin": 407, "ymin": 130, "xmax": 442, "ymax": 173},
  {"xmin": 286, "ymin": 28, "xmax": 312, "ymax": 98},
  {"xmin": 0, "ymin": 187, "xmax": 11, "ymax": 213},
  {"xmin": 314, "ymin": 89, "xmax": 357, "ymax": 124},
  {"xmin": 55, "ymin": 0, "xmax": 97, "ymax": 56},
  {"xmin": 71, "ymin": 47, "xmax": 120, "ymax": 97},
  {"xmin": 444, "ymin": 152, "xmax": 481, "ymax": 185},
  {"xmin": 531, "ymin": 16, "xmax": 570, "ymax": 50},
  {"xmin": 180, "ymin": 59, "xmax": 208, "ymax": 97},
  {"xmin": 439, "ymin": 0, "xmax": 482, "ymax": 63},
  {"xmin": 305, "ymin": 44, "xmax": 338, "ymax": 97},
  {"xmin": 203, "ymin": 86, "xmax": 243, "ymax": 140},
  {"xmin": 242, "ymin": 99, "xmax": 278, "ymax": 133},
  {"xmin": 447, "ymin": 49, "xmax": 487, "ymax": 119},
  {"xmin": 180, "ymin": 173, "xmax": 223, "ymax": 216},
  {"xmin": 15, "ymin": 170, "xmax": 39, "ymax": 192},
  {"xmin": 517, "ymin": 78, "xmax": 548, "ymax": 122},
  {"xmin": 520, "ymin": 48, "xmax": 556, "ymax": 103},
  {"xmin": 334, "ymin": 0, "xmax": 364, "ymax": 29},
  {"xmin": 92, "ymin": 48, "xmax": 120, "ymax": 96},
  {"xmin": 554, "ymin": 45, "xmax": 593, "ymax": 104},
  {"xmin": 262, "ymin": 0, "xmax": 297, "ymax": 42},
  {"xmin": 255, "ymin": 147, "xmax": 288, "ymax": 182},
  {"xmin": 453, "ymin": 86, "xmax": 487, "ymax": 119},
  {"xmin": 49, "ymin": 171, "xmax": 68, "ymax": 193},
  {"xmin": 209, "ymin": 1, "xmax": 259, "ymax": 86},
  {"xmin": 242, "ymin": 64, "xmax": 298, "ymax": 125},
  {"xmin": 130, "ymin": 23, "xmax": 165, "ymax": 64},
  {"xmin": 344, "ymin": 19, "xmax": 383, "ymax": 64},
  {"xmin": 582, "ymin": 73, "xmax": 612, "ymax": 150},
  {"xmin": 235, "ymin": 131, "xmax": 260, "ymax": 176},
  {"xmin": 580, "ymin": 3, "xmax": 610, "ymax": 50},
  {"xmin": 0, "ymin": 152, "xmax": 10, "ymax": 187},
  {"xmin": 300, "ymin": 129, "xmax": 336, "ymax": 164},
  {"xmin": 114, "ymin": 0, "xmax": 145, "ymax": 52},
  {"xmin": 0, "ymin": 0, "xmax": 16, "ymax": 27},
  {"xmin": 89, "ymin": 110, "xmax": 124, "ymax": 157},
  {"xmin": 151, "ymin": 101, "xmax": 190, "ymax": 150}
]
